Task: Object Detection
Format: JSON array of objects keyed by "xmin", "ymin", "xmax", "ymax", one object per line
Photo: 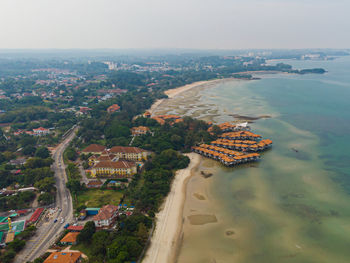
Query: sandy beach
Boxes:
[
  {"xmin": 148, "ymin": 78, "xmax": 233, "ymax": 115},
  {"xmin": 142, "ymin": 153, "xmax": 201, "ymax": 263}
]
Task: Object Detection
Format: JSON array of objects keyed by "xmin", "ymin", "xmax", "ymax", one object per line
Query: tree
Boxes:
[
  {"xmin": 35, "ymin": 147, "xmax": 50, "ymax": 159},
  {"xmin": 38, "ymin": 192, "xmax": 54, "ymax": 205},
  {"xmin": 65, "ymin": 147, "xmax": 78, "ymax": 161},
  {"xmin": 22, "ymin": 145, "xmax": 36, "ymax": 156},
  {"xmin": 77, "ymin": 221, "xmax": 96, "ymax": 244}
]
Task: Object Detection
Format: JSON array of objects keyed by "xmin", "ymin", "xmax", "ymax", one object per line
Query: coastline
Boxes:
[
  {"xmin": 148, "ymin": 78, "xmax": 235, "ymax": 115},
  {"xmin": 142, "ymin": 153, "xmax": 201, "ymax": 263}
]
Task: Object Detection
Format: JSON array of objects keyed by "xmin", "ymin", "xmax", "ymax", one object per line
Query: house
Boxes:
[
  {"xmin": 143, "ymin": 111, "xmax": 151, "ymax": 118},
  {"xmin": 131, "ymin": 126, "xmax": 150, "ymax": 136},
  {"xmin": 90, "ymin": 160, "xmax": 137, "ymax": 178},
  {"xmin": 109, "ymin": 146, "xmax": 150, "ymax": 161},
  {"xmin": 44, "ymin": 251, "xmax": 82, "ymax": 263},
  {"xmin": 8, "ymin": 158, "xmax": 27, "ymax": 166},
  {"xmin": 60, "ymin": 232, "xmax": 79, "ymax": 245},
  {"xmin": 81, "ymin": 144, "xmax": 106, "ymax": 155},
  {"xmin": 107, "ymin": 104, "xmax": 120, "ymax": 113},
  {"xmin": 33, "ymin": 127, "xmax": 50, "ymax": 136},
  {"xmin": 86, "ymin": 180, "xmax": 103, "ymax": 188},
  {"xmin": 93, "ymin": 204, "xmax": 119, "ymax": 227}
]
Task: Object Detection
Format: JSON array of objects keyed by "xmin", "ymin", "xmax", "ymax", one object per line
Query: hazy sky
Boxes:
[{"xmin": 0, "ymin": 0, "xmax": 349, "ymax": 49}]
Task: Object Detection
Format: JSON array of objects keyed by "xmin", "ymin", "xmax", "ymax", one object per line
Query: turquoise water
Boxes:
[{"xmin": 155, "ymin": 57, "xmax": 350, "ymax": 263}]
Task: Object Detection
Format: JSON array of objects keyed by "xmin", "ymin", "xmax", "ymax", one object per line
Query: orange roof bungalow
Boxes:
[
  {"xmin": 60, "ymin": 232, "xmax": 79, "ymax": 245},
  {"xmin": 131, "ymin": 126, "xmax": 150, "ymax": 136},
  {"xmin": 143, "ymin": 111, "xmax": 151, "ymax": 118},
  {"xmin": 107, "ymin": 104, "xmax": 120, "ymax": 113},
  {"xmin": 81, "ymin": 144, "xmax": 106, "ymax": 155},
  {"xmin": 151, "ymin": 115, "xmax": 182, "ymax": 125},
  {"xmin": 44, "ymin": 251, "xmax": 82, "ymax": 263}
]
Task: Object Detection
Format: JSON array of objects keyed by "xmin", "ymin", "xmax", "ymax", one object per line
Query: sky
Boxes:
[{"xmin": 0, "ymin": 0, "xmax": 349, "ymax": 49}]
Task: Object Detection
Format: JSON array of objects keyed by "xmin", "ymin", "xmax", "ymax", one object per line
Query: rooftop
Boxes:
[
  {"xmin": 44, "ymin": 251, "xmax": 82, "ymax": 263},
  {"xmin": 60, "ymin": 232, "xmax": 79, "ymax": 243}
]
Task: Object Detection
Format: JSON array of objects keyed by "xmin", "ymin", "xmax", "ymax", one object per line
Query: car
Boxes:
[
  {"xmin": 54, "ymin": 219, "xmax": 58, "ymax": 223},
  {"xmin": 60, "ymin": 218, "xmax": 65, "ymax": 224}
]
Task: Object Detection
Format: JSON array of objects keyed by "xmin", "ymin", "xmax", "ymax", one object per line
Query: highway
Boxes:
[{"xmin": 15, "ymin": 127, "xmax": 77, "ymax": 263}]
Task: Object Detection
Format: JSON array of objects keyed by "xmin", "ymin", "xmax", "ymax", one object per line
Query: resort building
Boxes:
[
  {"xmin": 152, "ymin": 115, "xmax": 183, "ymax": 125},
  {"xmin": 131, "ymin": 126, "xmax": 150, "ymax": 136},
  {"xmin": 107, "ymin": 104, "xmax": 120, "ymax": 113},
  {"xmin": 109, "ymin": 146, "xmax": 150, "ymax": 161},
  {"xmin": 93, "ymin": 204, "xmax": 119, "ymax": 227},
  {"xmin": 44, "ymin": 251, "xmax": 82, "ymax": 263},
  {"xmin": 90, "ymin": 160, "xmax": 137, "ymax": 178},
  {"xmin": 81, "ymin": 144, "xmax": 106, "ymax": 155}
]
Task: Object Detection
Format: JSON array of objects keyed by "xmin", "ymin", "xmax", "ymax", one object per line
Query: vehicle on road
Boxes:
[
  {"xmin": 60, "ymin": 218, "xmax": 65, "ymax": 224},
  {"xmin": 64, "ymin": 223, "xmax": 70, "ymax": 229},
  {"xmin": 54, "ymin": 219, "xmax": 58, "ymax": 223}
]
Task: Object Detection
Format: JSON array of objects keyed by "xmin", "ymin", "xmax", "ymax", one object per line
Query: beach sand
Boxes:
[
  {"xmin": 142, "ymin": 153, "xmax": 201, "ymax": 263},
  {"xmin": 148, "ymin": 78, "xmax": 234, "ymax": 115}
]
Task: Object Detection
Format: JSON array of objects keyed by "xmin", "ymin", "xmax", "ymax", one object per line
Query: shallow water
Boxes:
[{"xmin": 156, "ymin": 57, "xmax": 350, "ymax": 263}]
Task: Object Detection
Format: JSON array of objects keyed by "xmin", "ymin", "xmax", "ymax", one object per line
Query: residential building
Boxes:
[
  {"xmin": 33, "ymin": 127, "xmax": 50, "ymax": 136},
  {"xmin": 93, "ymin": 204, "xmax": 119, "ymax": 227},
  {"xmin": 60, "ymin": 232, "xmax": 79, "ymax": 245},
  {"xmin": 109, "ymin": 146, "xmax": 150, "ymax": 161},
  {"xmin": 107, "ymin": 104, "xmax": 120, "ymax": 113},
  {"xmin": 44, "ymin": 251, "xmax": 82, "ymax": 263},
  {"xmin": 90, "ymin": 160, "xmax": 137, "ymax": 178},
  {"xmin": 131, "ymin": 126, "xmax": 150, "ymax": 136}
]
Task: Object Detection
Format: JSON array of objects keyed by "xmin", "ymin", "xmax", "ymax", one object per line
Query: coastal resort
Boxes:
[
  {"xmin": 193, "ymin": 122, "xmax": 272, "ymax": 166},
  {"xmin": 84, "ymin": 145, "xmax": 151, "ymax": 178}
]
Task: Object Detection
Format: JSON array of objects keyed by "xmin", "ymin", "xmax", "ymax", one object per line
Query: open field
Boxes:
[{"xmin": 75, "ymin": 189, "xmax": 124, "ymax": 208}]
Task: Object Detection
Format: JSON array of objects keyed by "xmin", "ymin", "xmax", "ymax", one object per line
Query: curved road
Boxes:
[{"xmin": 15, "ymin": 128, "xmax": 77, "ymax": 263}]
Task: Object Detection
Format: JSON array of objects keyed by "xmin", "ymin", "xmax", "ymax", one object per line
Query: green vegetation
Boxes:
[
  {"xmin": 75, "ymin": 189, "xmax": 124, "ymax": 208},
  {"xmin": 0, "ymin": 226, "xmax": 36, "ymax": 263}
]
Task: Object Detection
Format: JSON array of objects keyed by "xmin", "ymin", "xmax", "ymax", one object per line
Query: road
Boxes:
[{"xmin": 15, "ymin": 127, "xmax": 78, "ymax": 263}]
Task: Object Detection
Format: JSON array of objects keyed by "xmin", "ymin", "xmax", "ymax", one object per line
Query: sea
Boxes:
[{"xmin": 154, "ymin": 56, "xmax": 350, "ymax": 263}]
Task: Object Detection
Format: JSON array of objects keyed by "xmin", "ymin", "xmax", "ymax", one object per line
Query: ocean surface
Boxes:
[{"xmin": 155, "ymin": 57, "xmax": 350, "ymax": 263}]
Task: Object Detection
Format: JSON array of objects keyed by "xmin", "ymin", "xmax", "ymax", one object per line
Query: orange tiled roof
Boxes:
[
  {"xmin": 82, "ymin": 144, "xmax": 106, "ymax": 153},
  {"xmin": 44, "ymin": 252, "xmax": 82, "ymax": 263},
  {"xmin": 93, "ymin": 160, "xmax": 135, "ymax": 169},
  {"xmin": 60, "ymin": 232, "xmax": 79, "ymax": 243},
  {"xmin": 109, "ymin": 146, "xmax": 147, "ymax": 154}
]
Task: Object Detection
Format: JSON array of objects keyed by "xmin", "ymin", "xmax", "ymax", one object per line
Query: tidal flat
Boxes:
[{"xmin": 154, "ymin": 62, "xmax": 350, "ymax": 263}]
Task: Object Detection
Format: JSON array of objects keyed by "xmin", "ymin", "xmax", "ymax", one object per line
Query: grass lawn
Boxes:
[
  {"xmin": 75, "ymin": 189, "xmax": 124, "ymax": 208},
  {"xmin": 71, "ymin": 243, "xmax": 93, "ymax": 259}
]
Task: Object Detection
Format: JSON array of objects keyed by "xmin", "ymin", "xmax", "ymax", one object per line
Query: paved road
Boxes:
[{"xmin": 15, "ymin": 128, "xmax": 77, "ymax": 263}]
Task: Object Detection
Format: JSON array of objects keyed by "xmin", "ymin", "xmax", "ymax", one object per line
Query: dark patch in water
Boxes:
[
  {"xmin": 282, "ymin": 203, "xmax": 326, "ymax": 223},
  {"xmin": 282, "ymin": 192, "xmax": 305, "ymax": 199},
  {"xmin": 233, "ymin": 189, "xmax": 255, "ymax": 201},
  {"xmin": 230, "ymin": 114, "xmax": 271, "ymax": 120}
]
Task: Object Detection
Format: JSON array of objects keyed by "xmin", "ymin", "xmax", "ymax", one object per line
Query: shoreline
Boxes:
[
  {"xmin": 148, "ymin": 78, "xmax": 237, "ymax": 115},
  {"xmin": 142, "ymin": 153, "xmax": 201, "ymax": 263}
]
